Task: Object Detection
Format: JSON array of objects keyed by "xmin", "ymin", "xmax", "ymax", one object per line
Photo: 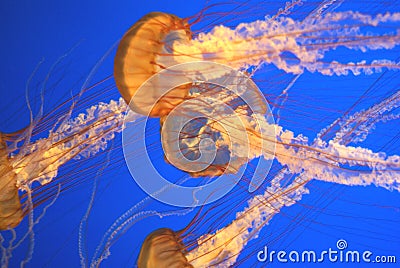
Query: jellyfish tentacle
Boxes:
[
  {"xmin": 173, "ymin": 11, "xmax": 400, "ymax": 75},
  {"xmin": 10, "ymin": 98, "xmax": 129, "ymax": 187},
  {"xmin": 79, "ymin": 142, "xmax": 113, "ymax": 268},
  {"xmin": 19, "ymin": 185, "xmax": 35, "ymax": 268},
  {"xmin": 186, "ymin": 83, "xmax": 400, "ymax": 267},
  {"xmin": 1, "ymin": 96, "xmax": 132, "ymax": 231}
]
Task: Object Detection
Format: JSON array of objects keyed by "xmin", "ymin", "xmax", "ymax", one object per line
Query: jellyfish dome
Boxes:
[
  {"xmin": 0, "ymin": 134, "xmax": 23, "ymax": 230},
  {"xmin": 160, "ymin": 78, "xmax": 273, "ymax": 178},
  {"xmin": 137, "ymin": 228, "xmax": 192, "ymax": 268},
  {"xmin": 114, "ymin": 12, "xmax": 192, "ymax": 117}
]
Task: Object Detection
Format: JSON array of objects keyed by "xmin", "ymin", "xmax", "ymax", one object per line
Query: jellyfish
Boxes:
[
  {"xmin": 0, "ymin": 87, "xmax": 130, "ymax": 266},
  {"xmin": 114, "ymin": 12, "xmax": 192, "ymax": 117},
  {"xmin": 1, "ymin": 0, "xmax": 399, "ymax": 267},
  {"xmin": 137, "ymin": 228, "xmax": 192, "ymax": 268},
  {"xmin": 0, "ymin": 135, "xmax": 23, "ymax": 230},
  {"xmin": 0, "ymin": 34, "xmax": 132, "ymax": 266}
]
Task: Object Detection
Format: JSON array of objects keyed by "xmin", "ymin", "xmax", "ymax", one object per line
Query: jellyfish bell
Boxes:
[
  {"xmin": 114, "ymin": 12, "xmax": 193, "ymax": 117},
  {"xmin": 160, "ymin": 78, "xmax": 273, "ymax": 178},
  {"xmin": 137, "ymin": 228, "xmax": 192, "ymax": 268},
  {"xmin": 0, "ymin": 134, "xmax": 23, "ymax": 230}
]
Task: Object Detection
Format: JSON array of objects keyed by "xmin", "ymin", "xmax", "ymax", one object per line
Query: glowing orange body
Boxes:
[
  {"xmin": 137, "ymin": 228, "xmax": 192, "ymax": 268},
  {"xmin": 114, "ymin": 12, "xmax": 192, "ymax": 117},
  {"xmin": 0, "ymin": 135, "xmax": 23, "ymax": 230}
]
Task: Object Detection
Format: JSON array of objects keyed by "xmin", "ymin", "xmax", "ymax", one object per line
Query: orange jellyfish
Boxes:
[
  {"xmin": 114, "ymin": 12, "xmax": 192, "ymax": 117},
  {"xmin": 0, "ymin": 93, "xmax": 127, "ymax": 229},
  {"xmin": 137, "ymin": 228, "xmax": 192, "ymax": 268},
  {"xmin": 0, "ymin": 50, "xmax": 132, "ymax": 266},
  {"xmin": 0, "ymin": 135, "xmax": 23, "ymax": 229}
]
